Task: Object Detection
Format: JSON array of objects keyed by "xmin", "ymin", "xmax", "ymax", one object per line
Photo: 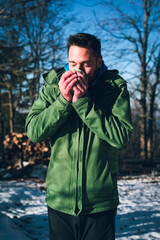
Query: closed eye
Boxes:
[
  {"xmin": 69, "ymin": 61, "xmax": 92, "ymax": 68},
  {"xmin": 84, "ymin": 62, "xmax": 92, "ymax": 67}
]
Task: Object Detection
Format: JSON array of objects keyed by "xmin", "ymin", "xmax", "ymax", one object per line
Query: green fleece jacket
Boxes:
[{"xmin": 25, "ymin": 67, "xmax": 133, "ymax": 216}]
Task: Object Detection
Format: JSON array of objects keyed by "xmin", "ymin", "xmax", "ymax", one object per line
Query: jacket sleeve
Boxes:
[
  {"xmin": 72, "ymin": 80, "xmax": 133, "ymax": 149},
  {"xmin": 25, "ymin": 85, "xmax": 72, "ymax": 143}
]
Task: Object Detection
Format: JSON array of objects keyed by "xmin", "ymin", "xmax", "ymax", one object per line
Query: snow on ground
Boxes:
[
  {"xmin": 0, "ymin": 180, "xmax": 49, "ymax": 240},
  {"xmin": 0, "ymin": 175, "xmax": 160, "ymax": 240},
  {"xmin": 116, "ymin": 175, "xmax": 160, "ymax": 240}
]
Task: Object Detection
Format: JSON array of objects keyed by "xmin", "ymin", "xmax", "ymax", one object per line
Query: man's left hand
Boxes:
[{"xmin": 72, "ymin": 74, "xmax": 88, "ymax": 103}]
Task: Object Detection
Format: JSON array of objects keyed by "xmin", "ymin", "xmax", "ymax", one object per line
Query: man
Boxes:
[{"xmin": 25, "ymin": 33, "xmax": 133, "ymax": 240}]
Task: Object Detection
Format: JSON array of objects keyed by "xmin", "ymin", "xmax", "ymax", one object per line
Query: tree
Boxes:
[
  {"xmin": 17, "ymin": 0, "xmax": 70, "ymax": 105},
  {"xmin": 99, "ymin": 0, "xmax": 160, "ymax": 160},
  {"xmin": 0, "ymin": 0, "xmax": 51, "ymax": 134},
  {"xmin": 0, "ymin": 32, "xmax": 25, "ymax": 134},
  {"xmin": 0, "ymin": 0, "xmax": 71, "ymax": 160},
  {"xmin": 148, "ymin": 51, "xmax": 160, "ymax": 159}
]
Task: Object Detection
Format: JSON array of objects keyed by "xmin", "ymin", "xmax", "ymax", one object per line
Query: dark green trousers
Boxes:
[{"xmin": 48, "ymin": 206, "xmax": 117, "ymax": 240}]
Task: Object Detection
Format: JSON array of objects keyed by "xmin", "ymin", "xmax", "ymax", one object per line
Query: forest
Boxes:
[{"xmin": 0, "ymin": 0, "xmax": 160, "ymax": 177}]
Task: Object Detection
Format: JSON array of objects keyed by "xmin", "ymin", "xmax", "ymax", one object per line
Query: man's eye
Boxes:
[
  {"xmin": 70, "ymin": 63, "xmax": 76, "ymax": 67},
  {"xmin": 84, "ymin": 63, "xmax": 92, "ymax": 67}
]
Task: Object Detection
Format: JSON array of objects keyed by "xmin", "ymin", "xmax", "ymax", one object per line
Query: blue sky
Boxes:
[
  {"xmin": 63, "ymin": 1, "xmax": 115, "ymax": 64},
  {"xmin": 63, "ymin": 0, "xmax": 136, "ymax": 82},
  {"xmin": 67, "ymin": 0, "xmax": 105, "ymax": 34},
  {"xmin": 64, "ymin": 0, "xmax": 159, "ymax": 83},
  {"xmin": 58, "ymin": 0, "xmax": 160, "ymax": 100}
]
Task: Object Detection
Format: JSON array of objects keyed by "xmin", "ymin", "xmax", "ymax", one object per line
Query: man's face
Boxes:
[{"xmin": 68, "ymin": 45, "xmax": 102, "ymax": 83}]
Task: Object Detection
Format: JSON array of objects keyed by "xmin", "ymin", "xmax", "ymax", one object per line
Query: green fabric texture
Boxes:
[{"xmin": 25, "ymin": 68, "xmax": 133, "ymax": 216}]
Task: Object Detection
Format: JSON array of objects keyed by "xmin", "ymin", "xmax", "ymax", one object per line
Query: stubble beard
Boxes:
[{"xmin": 87, "ymin": 64, "xmax": 99, "ymax": 84}]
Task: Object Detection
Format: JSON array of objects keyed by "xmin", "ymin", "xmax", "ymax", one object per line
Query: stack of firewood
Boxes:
[{"xmin": 3, "ymin": 133, "xmax": 50, "ymax": 168}]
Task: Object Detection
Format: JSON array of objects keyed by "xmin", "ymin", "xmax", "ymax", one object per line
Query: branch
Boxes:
[{"xmin": 0, "ymin": 0, "xmax": 50, "ymax": 19}]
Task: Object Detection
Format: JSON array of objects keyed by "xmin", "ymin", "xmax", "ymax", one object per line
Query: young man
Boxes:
[{"xmin": 25, "ymin": 33, "xmax": 133, "ymax": 240}]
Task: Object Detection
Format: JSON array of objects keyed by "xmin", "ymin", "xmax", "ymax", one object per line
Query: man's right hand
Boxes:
[{"xmin": 58, "ymin": 70, "xmax": 77, "ymax": 102}]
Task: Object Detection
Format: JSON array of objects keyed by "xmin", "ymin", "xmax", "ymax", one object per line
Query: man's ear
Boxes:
[{"xmin": 97, "ymin": 56, "xmax": 102, "ymax": 68}]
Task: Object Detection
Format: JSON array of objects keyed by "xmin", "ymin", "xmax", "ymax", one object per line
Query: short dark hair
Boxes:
[{"xmin": 67, "ymin": 33, "xmax": 101, "ymax": 58}]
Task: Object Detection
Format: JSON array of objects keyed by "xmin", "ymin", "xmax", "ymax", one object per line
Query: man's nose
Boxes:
[{"xmin": 76, "ymin": 64, "xmax": 85, "ymax": 72}]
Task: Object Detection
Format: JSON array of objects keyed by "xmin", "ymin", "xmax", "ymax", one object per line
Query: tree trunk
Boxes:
[
  {"xmin": 139, "ymin": 66, "xmax": 148, "ymax": 160},
  {"xmin": 148, "ymin": 86, "xmax": 156, "ymax": 160},
  {"xmin": 148, "ymin": 52, "xmax": 160, "ymax": 160},
  {"xmin": 8, "ymin": 87, "xmax": 14, "ymax": 134},
  {"xmin": 0, "ymin": 89, "xmax": 5, "ymax": 160}
]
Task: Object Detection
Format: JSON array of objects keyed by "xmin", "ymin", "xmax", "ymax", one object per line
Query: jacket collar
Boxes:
[{"xmin": 90, "ymin": 61, "xmax": 108, "ymax": 88}]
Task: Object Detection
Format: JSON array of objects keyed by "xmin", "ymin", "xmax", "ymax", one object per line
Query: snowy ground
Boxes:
[
  {"xmin": 0, "ymin": 175, "xmax": 160, "ymax": 240},
  {"xmin": 116, "ymin": 175, "xmax": 160, "ymax": 240}
]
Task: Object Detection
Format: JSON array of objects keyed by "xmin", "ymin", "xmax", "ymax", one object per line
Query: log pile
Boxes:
[{"xmin": 3, "ymin": 132, "xmax": 50, "ymax": 169}]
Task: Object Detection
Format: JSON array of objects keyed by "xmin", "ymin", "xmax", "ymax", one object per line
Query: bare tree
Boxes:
[
  {"xmin": 0, "ymin": 0, "xmax": 71, "ymax": 141},
  {"xmin": 148, "ymin": 51, "xmax": 160, "ymax": 159},
  {"xmin": 17, "ymin": 0, "xmax": 70, "ymax": 105},
  {"xmin": 0, "ymin": 29, "xmax": 25, "ymax": 134},
  {"xmin": 98, "ymin": 0, "xmax": 160, "ymax": 160},
  {"xmin": 0, "ymin": 0, "xmax": 51, "ymax": 134}
]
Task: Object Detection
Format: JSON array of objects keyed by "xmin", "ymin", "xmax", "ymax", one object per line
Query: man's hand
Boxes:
[
  {"xmin": 72, "ymin": 73, "xmax": 88, "ymax": 103},
  {"xmin": 58, "ymin": 70, "xmax": 77, "ymax": 102}
]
